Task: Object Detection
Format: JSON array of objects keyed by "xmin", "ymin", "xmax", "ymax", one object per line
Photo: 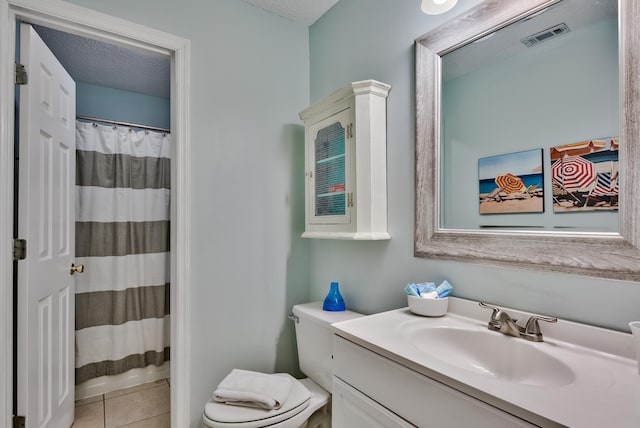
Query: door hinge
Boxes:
[
  {"xmin": 13, "ymin": 238, "xmax": 26, "ymax": 261},
  {"xmin": 12, "ymin": 415, "xmax": 25, "ymax": 428},
  {"xmin": 15, "ymin": 63, "xmax": 27, "ymax": 85},
  {"xmin": 347, "ymin": 192, "xmax": 354, "ymax": 208},
  {"xmin": 346, "ymin": 123, "xmax": 354, "ymax": 139}
]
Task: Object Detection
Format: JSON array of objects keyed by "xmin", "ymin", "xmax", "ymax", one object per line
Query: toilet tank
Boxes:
[{"xmin": 292, "ymin": 302, "xmax": 364, "ymax": 392}]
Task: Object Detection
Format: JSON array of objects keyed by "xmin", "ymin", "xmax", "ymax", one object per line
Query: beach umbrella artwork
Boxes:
[
  {"xmin": 551, "ymin": 156, "xmax": 595, "ymax": 191},
  {"xmin": 550, "ymin": 140, "xmax": 607, "ymax": 160},
  {"xmin": 495, "ymin": 173, "xmax": 526, "ymax": 194}
]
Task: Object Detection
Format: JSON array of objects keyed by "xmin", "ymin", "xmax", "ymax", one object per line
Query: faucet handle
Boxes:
[
  {"xmin": 524, "ymin": 315, "xmax": 557, "ymax": 335},
  {"xmin": 479, "ymin": 302, "xmax": 501, "ymax": 321}
]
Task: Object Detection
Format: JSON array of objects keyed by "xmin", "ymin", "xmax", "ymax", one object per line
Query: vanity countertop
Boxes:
[{"xmin": 331, "ymin": 297, "xmax": 640, "ymax": 428}]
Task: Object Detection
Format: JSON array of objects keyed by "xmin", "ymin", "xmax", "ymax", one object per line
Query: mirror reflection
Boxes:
[{"xmin": 440, "ymin": 0, "xmax": 618, "ymax": 231}]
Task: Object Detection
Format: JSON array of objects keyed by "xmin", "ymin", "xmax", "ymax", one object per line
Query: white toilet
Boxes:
[{"xmin": 202, "ymin": 302, "xmax": 363, "ymax": 428}]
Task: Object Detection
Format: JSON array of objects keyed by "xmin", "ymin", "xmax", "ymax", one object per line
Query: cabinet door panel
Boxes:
[
  {"xmin": 307, "ymin": 108, "xmax": 352, "ymax": 225},
  {"xmin": 333, "ymin": 377, "xmax": 415, "ymax": 428}
]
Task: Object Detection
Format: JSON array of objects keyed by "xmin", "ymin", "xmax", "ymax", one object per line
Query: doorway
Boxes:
[
  {"xmin": 30, "ymin": 23, "xmax": 172, "ymax": 401},
  {"xmin": 0, "ymin": 1, "xmax": 191, "ymax": 427}
]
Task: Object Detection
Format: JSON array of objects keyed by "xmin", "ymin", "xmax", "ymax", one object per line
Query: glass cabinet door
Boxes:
[{"xmin": 309, "ymin": 109, "xmax": 352, "ymax": 224}]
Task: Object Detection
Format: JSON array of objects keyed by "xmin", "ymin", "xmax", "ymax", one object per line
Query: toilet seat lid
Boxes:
[{"xmin": 204, "ymin": 374, "xmax": 311, "ymax": 427}]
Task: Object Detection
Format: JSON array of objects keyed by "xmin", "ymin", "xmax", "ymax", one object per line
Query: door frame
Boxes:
[{"xmin": 0, "ymin": 1, "xmax": 191, "ymax": 427}]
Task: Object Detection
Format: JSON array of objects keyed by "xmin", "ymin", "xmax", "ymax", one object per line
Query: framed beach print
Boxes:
[
  {"xmin": 478, "ymin": 149, "xmax": 544, "ymax": 214},
  {"xmin": 550, "ymin": 137, "xmax": 619, "ymax": 212}
]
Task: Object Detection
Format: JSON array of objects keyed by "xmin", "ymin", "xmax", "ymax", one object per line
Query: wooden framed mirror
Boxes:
[{"xmin": 414, "ymin": 0, "xmax": 640, "ymax": 280}]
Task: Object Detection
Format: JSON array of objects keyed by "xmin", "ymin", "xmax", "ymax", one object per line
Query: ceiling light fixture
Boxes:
[{"xmin": 421, "ymin": 0, "xmax": 458, "ymax": 15}]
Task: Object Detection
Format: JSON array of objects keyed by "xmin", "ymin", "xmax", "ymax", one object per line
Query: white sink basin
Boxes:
[
  {"xmin": 406, "ymin": 326, "xmax": 576, "ymax": 386},
  {"xmin": 331, "ymin": 299, "xmax": 637, "ymax": 428}
]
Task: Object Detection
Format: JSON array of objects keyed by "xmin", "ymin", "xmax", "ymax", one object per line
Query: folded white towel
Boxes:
[{"xmin": 213, "ymin": 369, "xmax": 292, "ymax": 410}]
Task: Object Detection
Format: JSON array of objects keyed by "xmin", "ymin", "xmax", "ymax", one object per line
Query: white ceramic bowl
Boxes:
[{"xmin": 408, "ymin": 295, "xmax": 448, "ymax": 317}]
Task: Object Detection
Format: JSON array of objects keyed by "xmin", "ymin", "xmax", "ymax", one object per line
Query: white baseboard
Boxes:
[{"xmin": 75, "ymin": 362, "xmax": 171, "ymax": 400}]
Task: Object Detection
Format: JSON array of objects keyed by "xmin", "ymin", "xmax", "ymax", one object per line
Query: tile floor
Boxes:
[{"xmin": 71, "ymin": 379, "xmax": 170, "ymax": 428}]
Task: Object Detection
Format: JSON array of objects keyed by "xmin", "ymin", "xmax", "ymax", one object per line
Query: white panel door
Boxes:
[{"xmin": 17, "ymin": 24, "xmax": 76, "ymax": 428}]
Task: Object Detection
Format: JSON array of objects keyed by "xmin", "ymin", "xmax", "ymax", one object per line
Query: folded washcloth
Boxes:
[
  {"xmin": 213, "ymin": 369, "xmax": 292, "ymax": 410},
  {"xmin": 435, "ymin": 280, "xmax": 453, "ymax": 298},
  {"xmin": 404, "ymin": 282, "xmax": 436, "ymax": 297}
]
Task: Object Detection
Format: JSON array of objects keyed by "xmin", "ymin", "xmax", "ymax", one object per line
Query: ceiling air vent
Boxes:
[{"xmin": 521, "ymin": 23, "xmax": 570, "ymax": 47}]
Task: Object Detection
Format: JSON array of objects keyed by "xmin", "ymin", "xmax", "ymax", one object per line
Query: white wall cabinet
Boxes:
[
  {"xmin": 332, "ymin": 336, "xmax": 538, "ymax": 428},
  {"xmin": 299, "ymin": 80, "xmax": 391, "ymax": 239}
]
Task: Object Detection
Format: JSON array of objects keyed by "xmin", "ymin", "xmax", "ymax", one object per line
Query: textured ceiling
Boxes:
[
  {"xmin": 239, "ymin": 0, "xmax": 339, "ymax": 26},
  {"xmin": 32, "ymin": 0, "xmax": 338, "ymax": 98},
  {"xmin": 34, "ymin": 25, "xmax": 170, "ymax": 99}
]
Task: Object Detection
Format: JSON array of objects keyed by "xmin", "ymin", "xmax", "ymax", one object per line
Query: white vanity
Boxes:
[{"xmin": 330, "ymin": 297, "xmax": 640, "ymax": 427}]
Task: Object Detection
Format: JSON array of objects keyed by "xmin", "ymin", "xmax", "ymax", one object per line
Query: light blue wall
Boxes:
[
  {"xmin": 309, "ymin": 0, "xmax": 639, "ymax": 330},
  {"xmin": 76, "ymin": 82, "xmax": 170, "ymax": 130},
  {"xmin": 66, "ymin": 1, "xmax": 310, "ymax": 426}
]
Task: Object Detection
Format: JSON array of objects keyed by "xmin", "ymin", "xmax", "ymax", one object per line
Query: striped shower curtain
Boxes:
[{"xmin": 74, "ymin": 121, "xmax": 170, "ymax": 384}]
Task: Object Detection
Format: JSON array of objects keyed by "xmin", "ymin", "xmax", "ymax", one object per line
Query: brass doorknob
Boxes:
[{"xmin": 70, "ymin": 263, "xmax": 85, "ymax": 275}]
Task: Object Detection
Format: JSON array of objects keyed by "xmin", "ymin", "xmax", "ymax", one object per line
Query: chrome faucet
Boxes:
[
  {"xmin": 495, "ymin": 310, "xmax": 521, "ymax": 337},
  {"xmin": 479, "ymin": 302, "xmax": 557, "ymax": 342},
  {"xmin": 479, "ymin": 302, "xmax": 520, "ymax": 337}
]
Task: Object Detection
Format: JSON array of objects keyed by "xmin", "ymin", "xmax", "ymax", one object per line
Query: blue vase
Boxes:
[{"xmin": 323, "ymin": 281, "xmax": 346, "ymax": 311}]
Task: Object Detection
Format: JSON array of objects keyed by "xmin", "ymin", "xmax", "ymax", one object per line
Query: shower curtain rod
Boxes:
[{"xmin": 76, "ymin": 114, "xmax": 170, "ymax": 133}]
